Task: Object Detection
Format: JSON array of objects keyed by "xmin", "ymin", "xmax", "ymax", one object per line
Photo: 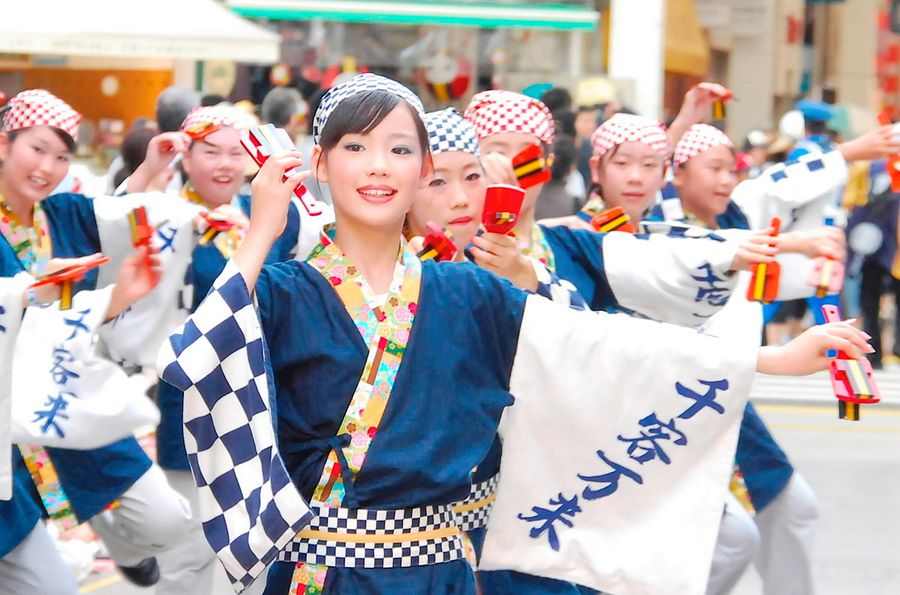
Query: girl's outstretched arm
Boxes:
[{"xmin": 758, "ymin": 321, "xmax": 873, "ymax": 376}]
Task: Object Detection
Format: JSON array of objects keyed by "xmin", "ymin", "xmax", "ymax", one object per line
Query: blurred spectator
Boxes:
[
  {"xmin": 540, "ymin": 87, "xmax": 573, "ymax": 114},
  {"xmin": 846, "ymin": 165, "xmax": 900, "ymax": 368},
  {"xmin": 536, "ymin": 135, "xmax": 582, "ymax": 219},
  {"xmin": 743, "ymin": 130, "xmax": 770, "ymax": 179},
  {"xmin": 112, "ymin": 128, "xmax": 157, "ymax": 190},
  {"xmin": 106, "ymin": 86, "xmax": 200, "ymax": 193},
  {"xmin": 788, "ymin": 99, "xmax": 836, "ymax": 160},
  {"xmin": 262, "ymin": 87, "xmax": 308, "ymax": 143},
  {"xmin": 200, "ymin": 93, "xmax": 227, "ymax": 107},
  {"xmin": 575, "ymin": 107, "xmax": 599, "ymax": 191},
  {"xmin": 156, "ymin": 86, "xmax": 201, "ymax": 133}
]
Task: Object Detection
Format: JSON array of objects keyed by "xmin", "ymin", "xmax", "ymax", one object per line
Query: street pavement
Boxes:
[{"xmin": 81, "ymin": 369, "xmax": 900, "ymax": 594}]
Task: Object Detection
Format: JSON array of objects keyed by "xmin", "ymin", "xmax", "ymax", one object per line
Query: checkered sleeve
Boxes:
[
  {"xmin": 529, "ymin": 258, "xmax": 588, "ymax": 311},
  {"xmin": 158, "ymin": 261, "xmax": 313, "ymax": 592}
]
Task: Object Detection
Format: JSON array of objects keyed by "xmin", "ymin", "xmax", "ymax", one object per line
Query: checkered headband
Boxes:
[
  {"xmin": 463, "ymin": 90, "xmax": 555, "ymax": 145},
  {"xmin": 673, "ymin": 124, "xmax": 733, "ymax": 167},
  {"xmin": 180, "ymin": 105, "xmax": 248, "ymax": 139},
  {"xmin": 313, "ymin": 73, "xmax": 425, "ymax": 144},
  {"xmin": 3, "ymin": 89, "xmax": 81, "ymax": 142},
  {"xmin": 424, "ymin": 108, "xmax": 479, "ymax": 157},
  {"xmin": 591, "ymin": 113, "xmax": 668, "ymax": 160}
]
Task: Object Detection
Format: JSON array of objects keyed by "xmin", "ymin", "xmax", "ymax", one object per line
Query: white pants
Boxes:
[
  {"xmin": 156, "ymin": 469, "xmax": 218, "ymax": 595},
  {"xmin": 707, "ymin": 473, "xmax": 819, "ymax": 595},
  {"xmin": 156, "ymin": 469, "xmax": 268, "ymax": 595},
  {"xmin": 754, "ymin": 473, "xmax": 819, "ymax": 595},
  {"xmin": 90, "ymin": 464, "xmax": 192, "ymax": 567},
  {"xmin": 0, "ymin": 520, "xmax": 79, "ymax": 595},
  {"xmin": 707, "ymin": 492, "xmax": 760, "ymax": 595}
]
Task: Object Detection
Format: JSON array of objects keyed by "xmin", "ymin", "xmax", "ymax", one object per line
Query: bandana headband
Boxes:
[
  {"xmin": 463, "ymin": 90, "xmax": 555, "ymax": 145},
  {"xmin": 3, "ymin": 89, "xmax": 81, "ymax": 142},
  {"xmin": 180, "ymin": 105, "xmax": 248, "ymax": 140},
  {"xmin": 313, "ymin": 73, "xmax": 425, "ymax": 145},
  {"xmin": 424, "ymin": 108, "xmax": 480, "ymax": 157},
  {"xmin": 673, "ymin": 124, "xmax": 733, "ymax": 167},
  {"xmin": 590, "ymin": 113, "xmax": 668, "ymax": 160}
]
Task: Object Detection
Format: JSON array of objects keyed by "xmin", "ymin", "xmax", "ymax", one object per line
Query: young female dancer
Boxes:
[{"xmin": 0, "ymin": 90, "xmax": 184, "ymax": 592}]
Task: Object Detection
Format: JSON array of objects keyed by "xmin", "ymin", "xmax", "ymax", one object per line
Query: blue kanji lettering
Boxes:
[
  {"xmin": 578, "ymin": 450, "xmax": 643, "ymax": 500},
  {"xmin": 63, "ymin": 309, "xmax": 91, "ymax": 341},
  {"xmin": 32, "ymin": 392, "xmax": 74, "ymax": 437},
  {"xmin": 617, "ymin": 413, "xmax": 687, "ymax": 465},
  {"xmin": 676, "ymin": 379, "xmax": 729, "ymax": 419},
  {"xmin": 0, "ymin": 304, "xmax": 5, "ymax": 333},
  {"xmin": 50, "ymin": 345, "xmax": 80, "ymax": 385},
  {"xmin": 517, "ymin": 493, "xmax": 582, "ymax": 552},
  {"xmin": 692, "ymin": 263, "xmax": 730, "ymax": 307},
  {"xmin": 156, "ymin": 223, "xmax": 177, "ymax": 253}
]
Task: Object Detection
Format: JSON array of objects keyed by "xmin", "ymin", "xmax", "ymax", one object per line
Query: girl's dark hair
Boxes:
[
  {"xmin": 7, "ymin": 127, "xmax": 77, "ymax": 153},
  {"xmin": 550, "ymin": 135, "xmax": 576, "ymax": 181},
  {"xmin": 317, "ymin": 90, "xmax": 429, "ymax": 157},
  {"xmin": 114, "ymin": 127, "xmax": 157, "ymax": 188}
]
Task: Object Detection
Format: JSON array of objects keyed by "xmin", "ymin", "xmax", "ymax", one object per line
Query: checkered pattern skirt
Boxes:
[{"xmin": 277, "ymin": 504, "xmax": 466, "ymax": 568}]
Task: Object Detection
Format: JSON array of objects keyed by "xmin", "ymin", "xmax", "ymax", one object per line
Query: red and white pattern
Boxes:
[
  {"xmin": 673, "ymin": 124, "xmax": 733, "ymax": 168},
  {"xmin": 180, "ymin": 105, "xmax": 247, "ymax": 138},
  {"xmin": 3, "ymin": 89, "xmax": 81, "ymax": 142},
  {"xmin": 590, "ymin": 113, "xmax": 668, "ymax": 160},
  {"xmin": 464, "ymin": 90, "xmax": 555, "ymax": 145}
]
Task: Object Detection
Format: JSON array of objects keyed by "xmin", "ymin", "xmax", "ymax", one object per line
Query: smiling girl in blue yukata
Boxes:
[{"xmin": 0, "ymin": 89, "xmax": 190, "ymax": 593}]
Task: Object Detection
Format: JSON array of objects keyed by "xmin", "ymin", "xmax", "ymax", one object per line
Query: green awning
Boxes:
[{"xmin": 227, "ymin": 0, "xmax": 599, "ymax": 30}]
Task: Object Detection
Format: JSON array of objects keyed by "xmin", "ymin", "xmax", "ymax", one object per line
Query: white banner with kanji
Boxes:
[
  {"xmin": 11, "ymin": 287, "xmax": 159, "ymax": 449},
  {"xmin": 482, "ymin": 296, "xmax": 758, "ymax": 595}
]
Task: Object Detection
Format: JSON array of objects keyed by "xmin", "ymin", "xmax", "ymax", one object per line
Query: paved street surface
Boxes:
[{"xmin": 82, "ymin": 370, "xmax": 900, "ymax": 594}]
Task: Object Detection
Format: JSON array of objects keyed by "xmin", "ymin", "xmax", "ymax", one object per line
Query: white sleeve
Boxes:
[
  {"xmin": 482, "ymin": 294, "xmax": 757, "ymax": 595},
  {"xmin": 11, "ymin": 287, "xmax": 158, "ymax": 450},
  {"xmin": 92, "ymin": 193, "xmax": 203, "ymax": 368},
  {"xmin": 732, "ymin": 151, "xmax": 848, "ymax": 231},
  {"xmin": 602, "ymin": 231, "xmax": 740, "ymax": 327},
  {"xmin": 0, "ymin": 273, "xmax": 32, "ymax": 500}
]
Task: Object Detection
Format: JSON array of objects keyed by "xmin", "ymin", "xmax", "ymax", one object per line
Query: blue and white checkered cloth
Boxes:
[
  {"xmin": 158, "ymin": 262, "xmax": 313, "ymax": 592},
  {"xmin": 530, "ymin": 259, "xmax": 588, "ymax": 311}
]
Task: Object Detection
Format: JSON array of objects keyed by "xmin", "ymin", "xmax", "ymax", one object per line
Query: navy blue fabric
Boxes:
[
  {"xmin": 539, "ymin": 225, "xmax": 617, "ymax": 312},
  {"xmin": 735, "ymin": 403, "xmax": 794, "ymax": 511},
  {"xmin": 0, "ymin": 241, "xmax": 45, "ymax": 556},
  {"xmin": 645, "ymin": 192, "xmax": 750, "ymax": 231},
  {"xmin": 157, "ymin": 197, "xmax": 301, "ymax": 471},
  {"xmin": 714, "ymin": 201, "xmax": 751, "ymax": 231},
  {"xmin": 255, "ymin": 259, "xmax": 526, "ymax": 594},
  {"xmin": 0, "ymin": 449, "xmax": 45, "ymax": 557}
]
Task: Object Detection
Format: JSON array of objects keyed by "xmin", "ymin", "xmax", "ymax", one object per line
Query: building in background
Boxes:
[{"xmin": 0, "ymin": 0, "xmax": 279, "ymax": 141}]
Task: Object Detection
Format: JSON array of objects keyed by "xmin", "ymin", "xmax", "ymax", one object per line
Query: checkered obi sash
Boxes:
[
  {"xmin": 277, "ymin": 503, "xmax": 466, "ymax": 568},
  {"xmin": 453, "ymin": 474, "xmax": 499, "ymax": 533}
]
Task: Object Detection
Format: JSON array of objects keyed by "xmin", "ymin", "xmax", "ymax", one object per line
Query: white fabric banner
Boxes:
[
  {"xmin": 11, "ymin": 286, "xmax": 159, "ymax": 449},
  {"xmin": 0, "ymin": 273, "xmax": 31, "ymax": 500},
  {"xmin": 483, "ymin": 295, "xmax": 758, "ymax": 595},
  {"xmin": 603, "ymin": 229, "xmax": 739, "ymax": 327},
  {"xmin": 93, "ymin": 193, "xmax": 201, "ymax": 369}
]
